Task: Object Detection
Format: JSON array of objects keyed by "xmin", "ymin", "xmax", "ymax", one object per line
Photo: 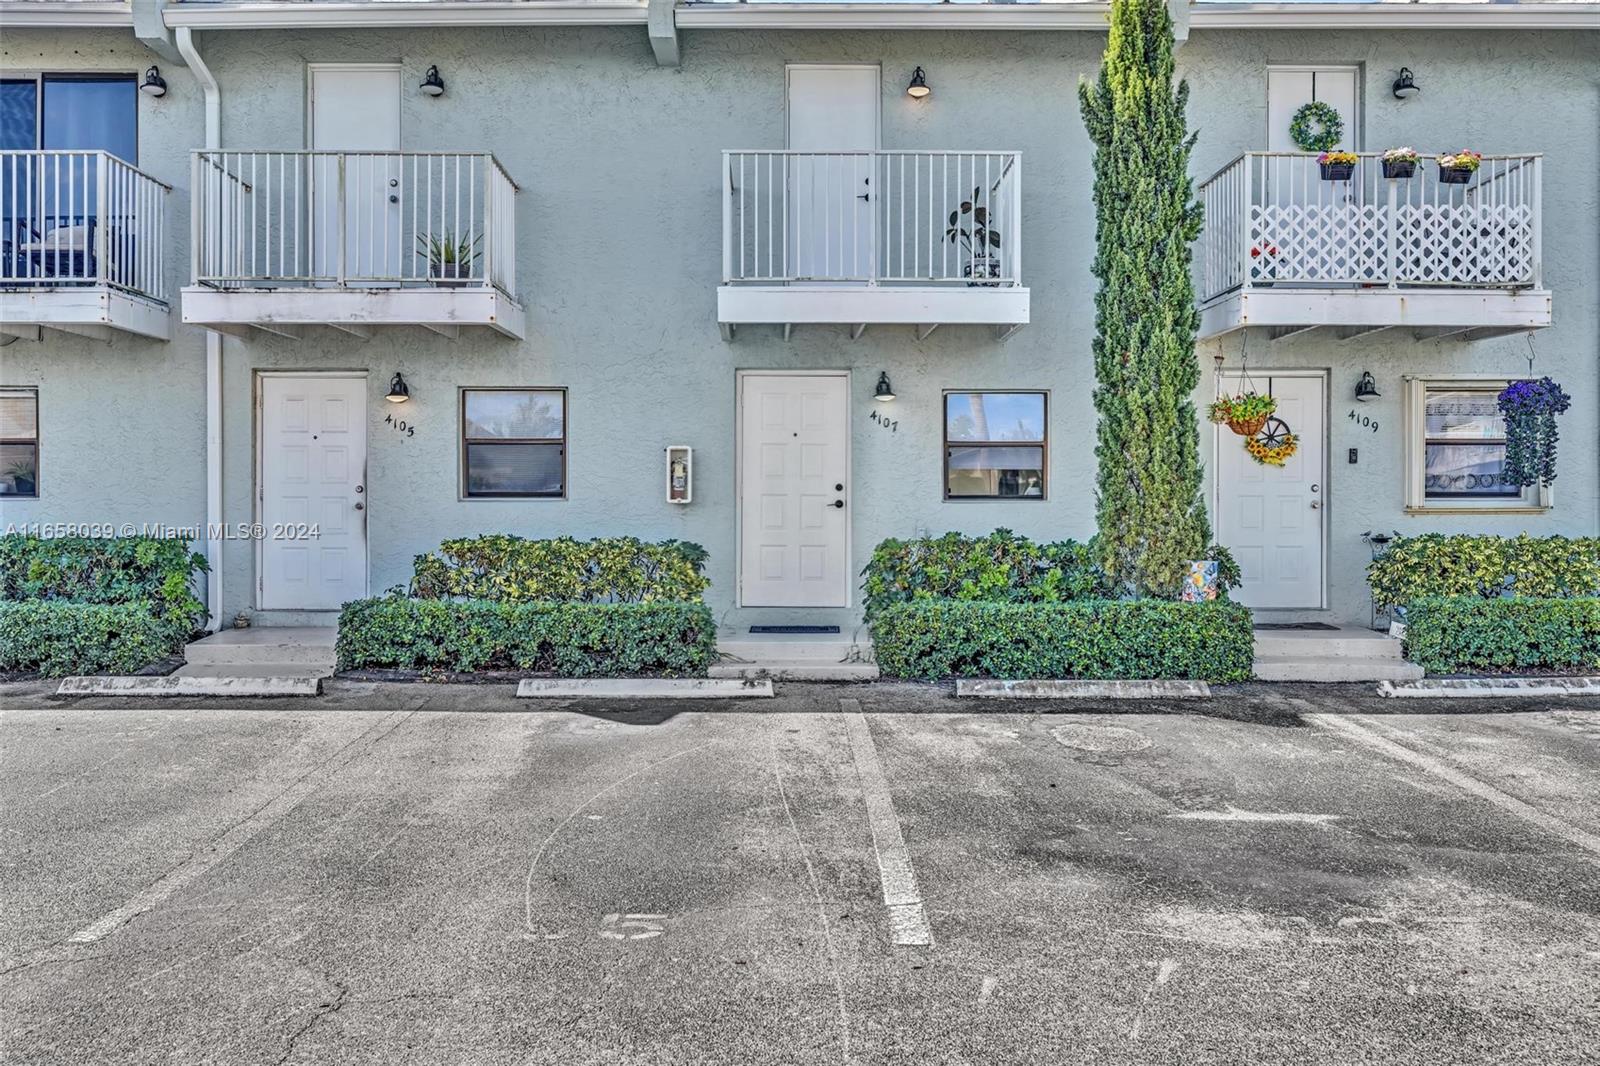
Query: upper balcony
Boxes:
[
  {"xmin": 1197, "ymin": 152, "xmax": 1549, "ymax": 342},
  {"xmin": 717, "ymin": 150, "xmax": 1029, "ymax": 341},
  {"xmin": 0, "ymin": 150, "xmax": 170, "ymax": 342},
  {"xmin": 182, "ymin": 150, "xmax": 522, "ymax": 340}
]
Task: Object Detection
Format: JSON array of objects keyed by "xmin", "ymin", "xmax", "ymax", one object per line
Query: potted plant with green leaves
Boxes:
[
  {"xmin": 417, "ymin": 230, "xmax": 482, "ymax": 287},
  {"xmin": 1437, "ymin": 150, "xmax": 1482, "ymax": 185},
  {"xmin": 1208, "ymin": 392, "xmax": 1277, "ymax": 438},
  {"xmin": 1381, "ymin": 146, "xmax": 1419, "ymax": 179},
  {"xmin": 946, "ymin": 188, "xmax": 1002, "ymax": 286},
  {"xmin": 1317, "ymin": 150, "xmax": 1359, "ymax": 182},
  {"xmin": 4, "ymin": 456, "xmax": 36, "ymax": 496}
]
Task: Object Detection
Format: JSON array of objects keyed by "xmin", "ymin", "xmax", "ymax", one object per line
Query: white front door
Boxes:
[
  {"xmin": 739, "ymin": 372, "xmax": 851, "ymax": 608},
  {"xmin": 1267, "ymin": 67, "xmax": 1359, "ymax": 152},
  {"xmin": 309, "ymin": 64, "xmax": 402, "ymax": 282},
  {"xmin": 786, "ymin": 65, "xmax": 878, "ymax": 281},
  {"xmin": 260, "ymin": 374, "xmax": 368, "ymax": 611},
  {"xmin": 1214, "ymin": 372, "xmax": 1326, "ymax": 610}
]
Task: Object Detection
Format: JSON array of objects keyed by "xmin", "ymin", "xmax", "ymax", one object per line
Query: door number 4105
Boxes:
[{"xmin": 385, "ymin": 413, "xmax": 415, "ymax": 437}]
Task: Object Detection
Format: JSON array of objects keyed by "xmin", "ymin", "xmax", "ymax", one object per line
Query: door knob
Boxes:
[
  {"xmin": 831, "ymin": 500, "xmax": 845, "ymax": 509},
  {"xmin": 1309, "ymin": 500, "xmax": 1321, "ymax": 510},
  {"xmin": 354, "ymin": 501, "xmax": 365, "ymax": 511},
  {"xmin": 389, "ymin": 195, "xmax": 399, "ymax": 204}
]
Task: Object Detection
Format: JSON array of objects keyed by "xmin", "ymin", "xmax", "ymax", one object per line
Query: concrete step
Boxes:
[
  {"xmin": 184, "ymin": 626, "xmax": 337, "ymax": 667},
  {"xmin": 717, "ymin": 638, "xmax": 871, "ymax": 662},
  {"xmin": 1253, "ymin": 654, "xmax": 1423, "ymax": 683},
  {"xmin": 173, "ymin": 663, "xmax": 333, "ymax": 680},
  {"xmin": 1253, "ymin": 630, "xmax": 1407, "ymax": 660},
  {"xmin": 710, "ymin": 660, "xmax": 881, "ymax": 682}
]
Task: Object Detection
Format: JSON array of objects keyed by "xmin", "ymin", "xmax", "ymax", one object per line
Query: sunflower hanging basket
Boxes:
[
  {"xmin": 1245, "ymin": 417, "xmax": 1299, "ymax": 467},
  {"xmin": 1208, "ymin": 392, "xmax": 1278, "ymax": 438}
]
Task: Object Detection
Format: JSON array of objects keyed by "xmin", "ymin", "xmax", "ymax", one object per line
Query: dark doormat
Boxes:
[
  {"xmin": 1253, "ymin": 622, "xmax": 1341, "ymax": 631},
  {"xmin": 750, "ymin": 625, "xmax": 841, "ymax": 634}
]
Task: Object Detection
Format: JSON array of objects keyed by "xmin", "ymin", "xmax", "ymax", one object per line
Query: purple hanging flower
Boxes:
[{"xmin": 1497, "ymin": 377, "xmax": 1570, "ymax": 488}]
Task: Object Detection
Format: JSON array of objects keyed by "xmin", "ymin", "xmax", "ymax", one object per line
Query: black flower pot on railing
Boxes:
[
  {"xmin": 1382, "ymin": 159, "xmax": 1416, "ymax": 179},
  {"xmin": 1436, "ymin": 151, "xmax": 1482, "ymax": 186},
  {"xmin": 1438, "ymin": 166, "xmax": 1473, "ymax": 185},
  {"xmin": 1319, "ymin": 161, "xmax": 1356, "ymax": 181}
]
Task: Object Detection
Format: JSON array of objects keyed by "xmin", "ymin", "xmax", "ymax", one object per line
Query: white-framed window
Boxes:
[
  {"xmin": 460, "ymin": 387, "xmax": 566, "ymax": 499},
  {"xmin": 0, "ymin": 388, "xmax": 39, "ymax": 498},
  {"xmin": 943, "ymin": 390, "xmax": 1047, "ymax": 500},
  {"xmin": 1403, "ymin": 376, "xmax": 1549, "ymax": 512}
]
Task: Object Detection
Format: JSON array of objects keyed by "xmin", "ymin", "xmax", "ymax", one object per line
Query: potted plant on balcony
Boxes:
[
  {"xmin": 418, "ymin": 230, "xmax": 482, "ymax": 287},
  {"xmin": 1208, "ymin": 392, "xmax": 1277, "ymax": 437},
  {"xmin": 1437, "ymin": 150, "xmax": 1483, "ymax": 185},
  {"xmin": 4, "ymin": 457, "xmax": 36, "ymax": 496},
  {"xmin": 1249, "ymin": 243, "xmax": 1280, "ymax": 286},
  {"xmin": 1381, "ymin": 147, "xmax": 1419, "ymax": 179},
  {"xmin": 946, "ymin": 188, "xmax": 1002, "ymax": 286},
  {"xmin": 1318, "ymin": 150, "xmax": 1359, "ymax": 181}
]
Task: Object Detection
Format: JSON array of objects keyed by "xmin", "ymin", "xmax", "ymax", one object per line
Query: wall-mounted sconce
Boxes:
[
  {"xmin": 874, "ymin": 371, "xmax": 896, "ymax": 402},
  {"xmin": 1355, "ymin": 371, "xmax": 1380, "ymax": 402},
  {"xmin": 419, "ymin": 65, "xmax": 446, "ymax": 98},
  {"xmin": 906, "ymin": 67, "xmax": 931, "ymax": 100},
  {"xmin": 140, "ymin": 66, "xmax": 168, "ymax": 98},
  {"xmin": 386, "ymin": 372, "xmax": 411, "ymax": 403},
  {"xmin": 1391, "ymin": 68, "xmax": 1419, "ymax": 100}
]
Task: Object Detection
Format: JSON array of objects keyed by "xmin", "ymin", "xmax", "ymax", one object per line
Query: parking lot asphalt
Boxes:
[{"xmin": 2, "ymin": 682, "xmax": 1597, "ymax": 1065}]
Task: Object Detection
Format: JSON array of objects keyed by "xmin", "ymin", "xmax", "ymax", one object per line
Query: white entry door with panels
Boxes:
[
  {"xmin": 1214, "ymin": 372, "xmax": 1326, "ymax": 610},
  {"xmin": 309, "ymin": 64, "xmax": 402, "ymax": 282},
  {"xmin": 786, "ymin": 65, "xmax": 879, "ymax": 282},
  {"xmin": 739, "ymin": 372, "xmax": 851, "ymax": 608},
  {"xmin": 260, "ymin": 374, "xmax": 369, "ymax": 610}
]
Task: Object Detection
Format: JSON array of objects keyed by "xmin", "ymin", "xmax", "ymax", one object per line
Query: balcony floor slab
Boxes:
[
  {"xmin": 181, "ymin": 286, "xmax": 525, "ymax": 340},
  {"xmin": 0, "ymin": 287, "xmax": 171, "ymax": 342},
  {"xmin": 1199, "ymin": 286, "xmax": 1551, "ymax": 342},
  {"xmin": 717, "ymin": 284, "xmax": 1029, "ymax": 339}
]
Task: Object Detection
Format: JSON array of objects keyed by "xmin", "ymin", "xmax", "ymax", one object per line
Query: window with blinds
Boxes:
[
  {"xmin": 0, "ymin": 389, "xmax": 38, "ymax": 498},
  {"xmin": 460, "ymin": 388, "xmax": 566, "ymax": 498}
]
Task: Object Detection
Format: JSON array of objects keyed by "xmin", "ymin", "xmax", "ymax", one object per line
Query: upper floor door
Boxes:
[
  {"xmin": 1267, "ymin": 66, "xmax": 1360, "ymax": 152},
  {"xmin": 308, "ymin": 64, "xmax": 402, "ymax": 283},
  {"xmin": 786, "ymin": 65, "xmax": 879, "ymax": 283}
]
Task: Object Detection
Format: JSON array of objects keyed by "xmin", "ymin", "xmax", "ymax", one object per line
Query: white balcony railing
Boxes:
[
  {"xmin": 722, "ymin": 150, "xmax": 1022, "ymax": 287},
  {"xmin": 1199, "ymin": 152, "xmax": 1542, "ymax": 303},
  {"xmin": 0, "ymin": 150, "xmax": 169, "ymax": 304},
  {"xmin": 190, "ymin": 150, "xmax": 517, "ymax": 296}
]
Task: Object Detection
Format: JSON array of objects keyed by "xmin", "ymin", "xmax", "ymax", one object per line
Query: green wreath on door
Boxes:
[{"xmin": 1289, "ymin": 101, "xmax": 1344, "ymax": 153}]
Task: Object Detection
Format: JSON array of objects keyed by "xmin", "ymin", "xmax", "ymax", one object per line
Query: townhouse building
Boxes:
[{"xmin": 0, "ymin": 0, "xmax": 1596, "ymax": 637}]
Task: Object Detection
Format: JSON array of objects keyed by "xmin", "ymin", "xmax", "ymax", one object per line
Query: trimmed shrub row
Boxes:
[
  {"xmin": 411, "ymin": 535, "xmax": 708, "ymax": 604},
  {"xmin": 0, "ymin": 601, "xmax": 187, "ymax": 677},
  {"xmin": 336, "ymin": 597, "xmax": 717, "ymax": 676},
  {"xmin": 1402, "ymin": 596, "xmax": 1600, "ymax": 676},
  {"xmin": 0, "ymin": 533, "xmax": 207, "ymax": 635},
  {"xmin": 871, "ymin": 599, "xmax": 1254, "ymax": 682},
  {"xmin": 1369, "ymin": 534, "xmax": 1600, "ymax": 612}
]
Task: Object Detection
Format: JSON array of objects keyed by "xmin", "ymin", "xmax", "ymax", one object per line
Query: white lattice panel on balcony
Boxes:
[{"xmin": 1394, "ymin": 204, "xmax": 1533, "ymax": 285}]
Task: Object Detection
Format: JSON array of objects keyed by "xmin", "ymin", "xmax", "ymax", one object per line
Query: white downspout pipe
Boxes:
[{"xmin": 176, "ymin": 27, "xmax": 224, "ymax": 631}]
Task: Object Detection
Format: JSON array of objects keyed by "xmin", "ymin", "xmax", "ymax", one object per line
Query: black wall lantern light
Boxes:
[
  {"xmin": 874, "ymin": 371, "xmax": 896, "ymax": 402},
  {"xmin": 140, "ymin": 66, "xmax": 168, "ymax": 98},
  {"xmin": 420, "ymin": 65, "xmax": 446, "ymax": 98},
  {"xmin": 906, "ymin": 67, "xmax": 931, "ymax": 100},
  {"xmin": 1355, "ymin": 371, "xmax": 1380, "ymax": 402},
  {"xmin": 1391, "ymin": 68, "xmax": 1419, "ymax": 100},
  {"xmin": 387, "ymin": 372, "xmax": 411, "ymax": 404}
]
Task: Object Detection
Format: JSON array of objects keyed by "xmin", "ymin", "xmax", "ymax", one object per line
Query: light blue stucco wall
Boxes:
[{"xmin": 2, "ymin": 23, "xmax": 1595, "ymax": 631}]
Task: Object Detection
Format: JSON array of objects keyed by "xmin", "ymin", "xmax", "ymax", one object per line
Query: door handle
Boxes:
[
  {"xmin": 354, "ymin": 501, "xmax": 365, "ymax": 511},
  {"xmin": 857, "ymin": 178, "xmax": 870, "ymax": 203},
  {"xmin": 389, "ymin": 195, "xmax": 399, "ymax": 204},
  {"xmin": 831, "ymin": 500, "xmax": 845, "ymax": 509},
  {"xmin": 1309, "ymin": 500, "xmax": 1321, "ymax": 510}
]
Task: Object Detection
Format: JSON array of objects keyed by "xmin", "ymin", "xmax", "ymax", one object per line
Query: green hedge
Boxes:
[
  {"xmin": 1402, "ymin": 596, "xmax": 1600, "ymax": 675},
  {"xmin": 0, "ymin": 534, "xmax": 207, "ymax": 632},
  {"xmin": 410, "ymin": 535, "xmax": 708, "ymax": 604},
  {"xmin": 336, "ymin": 597, "xmax": 717, "ymax": 676},
  {"xmin": 0, "ymin": 601, "xmax": 187, "ymax": 677},
  {"xmin": 871, "ymin": 599, "xmax": 1254, "ymax": 682},
  {"xmin": 1369, "ymin": 534, "xmax": 1600, "ymax": 613}
]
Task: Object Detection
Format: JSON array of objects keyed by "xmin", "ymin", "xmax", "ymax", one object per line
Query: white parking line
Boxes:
[
  {"xmin": 840, "ymin": 699, "xmax": 933, "ymax": 948},
  {"xmin": 1307, "ymin": 713, "xmax": 1600, "ymax": 863}
]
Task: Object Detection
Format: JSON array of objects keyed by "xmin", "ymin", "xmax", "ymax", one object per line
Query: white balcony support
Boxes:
[
  {"xmin": 1197, "ymin": 151, "xmax": 1548, "ymax": 340},
  {"xmin": 718, "ymin": 149, "xmax": 1029, "ymax": 338},
  {"xmin": 0, "ymin": 150, "xmax": 170, "ymax": 340},
  {"xmin": 184, "ymin": 149, "xmax": 521, "ymax": 337}
]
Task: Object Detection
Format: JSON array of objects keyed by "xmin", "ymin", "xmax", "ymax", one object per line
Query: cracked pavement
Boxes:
[{"xmin": 2, "ymin": 682, "xmax": 1597, "ymax": 1064}]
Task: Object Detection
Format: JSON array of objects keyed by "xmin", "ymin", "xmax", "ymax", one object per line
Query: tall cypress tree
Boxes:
[{"xmin": 1079, "ymin": 0, "xmax": 1209, "ymax": 598}]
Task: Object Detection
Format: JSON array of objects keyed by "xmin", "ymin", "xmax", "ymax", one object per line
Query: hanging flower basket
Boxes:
[
  {"xmin": 1245, "ymin": 418, "xmax": 1299, "ymax": 467},
  {"xmin": 1318, "ymin": 151, "xmax": 1358, "ymax": 181},
  {"xmin": 1208, "ymin": 392, "xmax": 1277, "ymax": 437},
  {"xmin": 1381, "ymin": 147, "xmax": 1418, "ymax": 179},
  {"xmin": 1497, "ymin": 377, "xmax": 1571, "ymax": 487},
  {"xmin": 1437, "ymin": 150, "xmax": 1482, "ymax": 185}
]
